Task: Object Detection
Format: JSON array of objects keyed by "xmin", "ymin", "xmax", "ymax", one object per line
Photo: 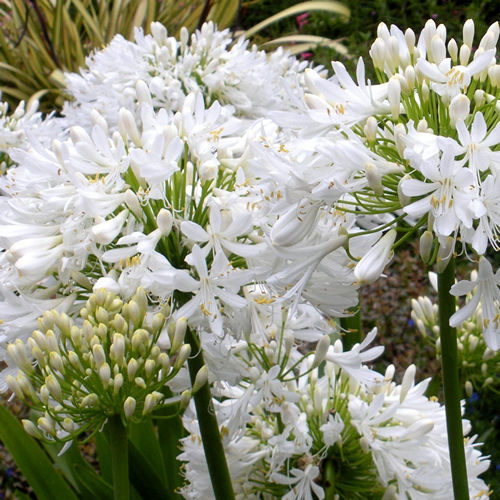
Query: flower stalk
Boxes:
[
  {"xmin": 186, "ymin": 329, "xmax": 235, "ymax": 500},
  {"xmin": 107, "ymin": 415, "xmax": 130, "ymax": 500},
  {"xmin": 437, "ymin": 257, "xmax": 469, "ymax": 500}
]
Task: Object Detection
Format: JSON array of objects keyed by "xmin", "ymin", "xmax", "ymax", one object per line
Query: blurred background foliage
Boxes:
[{"xmin": 0, "ymin": 0, "xmax": 349, "ymax": 111}]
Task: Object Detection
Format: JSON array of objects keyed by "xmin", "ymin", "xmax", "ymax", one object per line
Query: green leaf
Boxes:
[
  {"xmin": 208, "ymin": 0, "xmax": 240, "ymax": 29},
  {"xmin": 262, "ymin": 34, "xmax": 349, "ymax": 56},
  {"xmin": 244, "ymin": 1, "xmax": 350, "ymax": 38},
  {"xmin": 157, "ymin": 408, "xmax": 185, "ymax": 496},
  {"xmin": 72, "ymin": 463, "xmax": 114, "ymax": 500},
  {"xmin": 95, "ymin": 431, "xmax": 113, "ymax": 484},
  {"xmin": 128, "ymin": 440, "xmax": 174, "ymax": 499},
  {"xmin": 0, "ymin": 404, "xmax": 78, "ymax": 500},
  {"xmin": 129, "ymin": 418, "xmax": 166, "ymax": 487}
]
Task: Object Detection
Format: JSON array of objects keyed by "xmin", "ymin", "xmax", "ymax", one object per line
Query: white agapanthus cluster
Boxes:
[
  {"xmin": 179, "ymin": 323, "xmax": 490, "ymax": 500},
  {"xmin": 0, "ymin": 17, "xmax": 495, "ymax": 499}
]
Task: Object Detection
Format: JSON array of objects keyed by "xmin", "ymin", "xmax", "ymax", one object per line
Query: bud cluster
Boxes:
[
  {"xmin": 6, "ymin": 288, "xmax": 192, "ymax": 442},
  {"xmin": 411, "ymin": 290, "xmax": 499, "ymax": 394}
]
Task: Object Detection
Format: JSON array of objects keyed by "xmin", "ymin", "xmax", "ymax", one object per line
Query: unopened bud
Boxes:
[
  {"xmin": 419, "ymin": 230, "xmax": 434, "ymax": 263},
  {"xmin": 465, "ymin": 380, "xmax": 473, "ymax": 398},
  {"xmin": 192, "ymin": 365, "xmax": 209, "ymax": 393},
  {"xmin": 118, "ymin": 108, "xmax": 141, "ymax": 146},
  {"xmin": 436, "ymin": 236, "xmax": 455, "ymax": 273},
  {"xmin": 180, "ymin": 389, "xmax": 191, "ymax": 410},
  {"xmin": 448, "ymin": 38, "xmax": 458, "ymax": 62},
  {"xmin": 22, "ymin": 419, "xmax": 41, "ymax": 438},
  {"xmin": 174, "ymin": 344, "xmax": 191, "ymax": 370},
  {"xmin": 400, "ymin": 364, "xmax": 416, "ymax": 403},
  {"xmin": 124, "ymin": 396, "xmax": 137, "ymax": 419},
  {"xmin": 312, "ymin": 335, "xmax": 331, "ymax": 368},
  {"xmin": 172, "ymin": 317, "xmax": 187, "ymax": 353},
  {"xmin": 449, "ymin": 94, "xmax": 470, "ymax": 126}
]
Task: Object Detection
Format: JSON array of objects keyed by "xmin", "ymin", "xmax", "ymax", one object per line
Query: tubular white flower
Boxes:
[{"xmin": 354, "ymin": 230, "xmax": 396, "ymax": 285}]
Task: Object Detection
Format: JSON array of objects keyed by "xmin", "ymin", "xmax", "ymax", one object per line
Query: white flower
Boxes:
[
  {"xmin": 455, "ymin": 112, "xmax": 500, "ymax": 179},
  {"xmin": 174, "ymin": 246, "xmax": 252, "ymax": 335},
  {"xmin": 271, "ymin": 464, "xmax": 325, "ymax": 500},
  {"xmin": 416, "ymin": 49, "xmax": 495, "ymax": 97},
  {"xmin": 354, "ymin": 229, "xmax": 396, "ymax": 284},
  {"xmin": 401, "ymin": 140, "xmax": 476, "ymax": 236},
  {"xmin": 450, "ymin": 257, "xmax": 500, "ymax": 350}
]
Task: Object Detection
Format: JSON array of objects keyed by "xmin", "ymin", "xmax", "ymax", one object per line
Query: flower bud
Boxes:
[
  {"xmin": 400, "ymin": 364, "xmax": 416, "ymax": 402},
  {"xmin": 370, "ymin": 38, "xmax": 386, "ymax": 70},
  {"xmin": 157, "ymin": 208, "xmax": 173, "ymax": 236},
  {"xmin": 488, "ymin": 65, "xmax": 500, "ymax": 87},
  {"xmin": 22, "ymin": 419, "xmax": 41, "ymax": 438},
  {"xmin": 124, "ymin": 396, "xmax": 137, "ymax": 420},
  {"xmin": 312, "ymin": 335, "xmax": 331, "ymax": 368},
  {"xmin": 143, "ymin": 391, "xmax": 163, "ymax": 415},
  {"xmin": 463, "ymin": 19, "xmax": 475, "ymax": 48},
  {"xmin": 365, "ymin": 163, "xmax": 384, "ymax": 195},
  {"xmin": 172, "ymin": 317, "xmax": 187, "ymax": 353},
  {"xmin": 37, "ymin": 416, "xmax": 56, "ymax": 436},
  {"xmin": 459, "ymin": 44, "xmax": 471, "ymax": 66},
  {"xmin": 180, "ymin": 390, "xmax": 191, "ymax": 410},
  {"xmin": 45, "ymin": 374, "xmax": 62, "ymax": 401},
  {"xmin": 419, "ymin": 230, "xmax": 434, "ymax": 263},
  {"xmin": 174, "ymin": 344, "xmax": 192, "ymax": 370},
  {"xmin": 448, "ymin": 38, "xmax": 458, "ymax": 63},
  {"xmin": 118, "ymin": 108, "xmax": 141, "ymax": 146},
  {"xmin": 192, "ymin": 365, "xmax": 209, "ymax": 393},
  {"xmin": 354, "ymin": 229, "xmax": 396, "ymax": 285},
  {"xmin": 449, "ymin": 94, "xmax": 470, "ymax": 126},
  {"xmin": 436, "ymin": 236, "xmax": 455, "ymax": 273},
  {"xmin": 388, "ymin": 77, "xmax": 401, "ymax": 119},
  {"xmin": 405, "ymin": 28, "xmax": 415, "ymax": 53},
  {"xmin": 127, "ymin": 359, "xmax": 139, "ymax": 380},
  {"xmin": 6, "ymin": 375, "xmax": 24, "ymax": 400},
  {"xmin": 363, "ymin": 117, "xmax": 378, "ymax": 142},
  {"xmin": 465, "ymin": 381, "xmax": 473, "ymax": 398},
  {"xmin": 99, "ymin": 363, "xmax": 112, "ymax": 387}
]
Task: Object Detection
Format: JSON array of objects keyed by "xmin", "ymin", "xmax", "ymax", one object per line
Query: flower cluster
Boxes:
[
  {"xmin": 0, "ymin": 17, "xmax": 496, "ymax": 499},
  {"xmin": 412, "ymin": 270, "xmax": 500, "ymax": 395},
  {"xmin": 6, "ymin": 288, "xmax": 192, "ymax": 441},
  {"xmin": 179, "ymin": 325, "xmax": 490, "ymax": 499}
]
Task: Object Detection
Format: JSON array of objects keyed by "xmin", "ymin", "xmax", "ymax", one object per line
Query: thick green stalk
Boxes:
[
  {"xmin": 107, "ymin": 415, "xmax": 130, "ymax": 500},
  {"xmin": 340, "ymin": 304, "xmax": 362, "ymax": 351},
  {"xmin": 437, "ymin": 258, "xmax": 469, "ymax": 500},
  {"xmin": 323, "ymin": 459, "xmax": 336, "ymax": 500},
  {"xmin": 186, "ymin": 329, "xmax": 235, "ymax": 500}
]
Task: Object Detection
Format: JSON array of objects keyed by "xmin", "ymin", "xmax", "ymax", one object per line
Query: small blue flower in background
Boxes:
[
  {"xmin": 407, "ymin": 318, "xmax": 415, "ymax": 327},
  {"xmin": 469, "ymin": 392, "xmax": 480, "ymax": 403}
]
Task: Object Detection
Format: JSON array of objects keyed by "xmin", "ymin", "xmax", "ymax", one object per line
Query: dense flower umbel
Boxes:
[
  {"xmin": 178, "ymin": 324, "xmax": 491, "ymax": 500},
  {"xmin": 0, "ymin": 18, "xmax": 495, "ymax": 499},
  {"xmin": 6, "ymin": 288, "xmax": 191, "ymax": 441}
]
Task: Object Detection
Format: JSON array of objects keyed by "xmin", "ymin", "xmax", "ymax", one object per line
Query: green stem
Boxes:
[
  {"xmin": 437, "ymin": 258, "xmax": 469, "ymax": 500},
  {"xmin": 186, "ymin": 329, "xmax": 235, "ymax": 500},
  {"xmin": 107, "ymin": 415, "xmax": 130, "ymax": 500},
  {"xmin": 340, "ymin": 305, "xmax": 362, "ymax": 351},
  {"xmin": 324, "ymin": 460, "xmax": 336, "ymax": 500}
]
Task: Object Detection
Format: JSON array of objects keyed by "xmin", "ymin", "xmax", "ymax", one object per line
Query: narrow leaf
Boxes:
[
  {"xmin": 0, "ymin": 405, "xmax": 78, "ymax": 500},
  {"xmin": 244, "ymin": 1, "xmax": 350, "ymax": 38}
]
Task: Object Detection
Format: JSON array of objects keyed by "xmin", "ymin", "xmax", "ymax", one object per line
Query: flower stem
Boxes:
[
  {"xmin": 186, "ymin": 329, "xmax": 235, "ymax": 500},
  {"xmin": 107, "ymin": 415, "xmax": 130, "ymax": 500},
  {"xmin": 324, "ymin": 459, "xmax": 336, "ymax": 500},
  {"xmin": 437, "ymin": 258, "xmax": 469, "ymax": 500},
  {"xmin": 340, "ymin": 304, "xmax": 362, "ymax": 350}
]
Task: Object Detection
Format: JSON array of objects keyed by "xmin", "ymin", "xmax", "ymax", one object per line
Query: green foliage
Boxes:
[{"xmin": 0, "ymin": 403, "xmax": 78, "ymax": 500}]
